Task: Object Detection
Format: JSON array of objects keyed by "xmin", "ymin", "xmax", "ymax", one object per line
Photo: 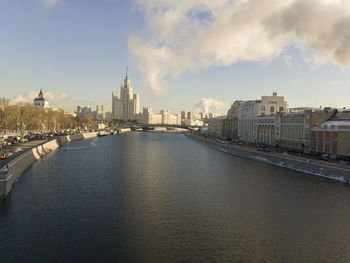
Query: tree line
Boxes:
[{"xmin": 0, "ymin": 99, "xmax": 99, "ymax": 134}]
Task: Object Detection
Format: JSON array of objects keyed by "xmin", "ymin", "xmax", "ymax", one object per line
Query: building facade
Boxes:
[
  {"xmin": 224, "ymin": 100, "xmax": 243, "ymax": 139},
  {"xmin": 275, "ymin": 109, "xmax": 335, "ymax": 152},
  {"xmin": 238, "ymin": 93, "xmax": 287, "ymax": 143},
  {"xmin": 310, "ymin": 111, "xmax": 350, "ymax": 157},
  {"xmin": 96, "ymin": 105, "xmax": 105, "ymax": 120},
  {"xmin": 137, "ymin": 107, "xmax": 181, "ymax": 125},
  {"xmin": 257, "ymin": 116, "xmax": 276, "ymax": 146},
  {"xmin": 208, "ymin": 116, "xmax": 225, "ymax": 138},
  {"xmin": 112, "ymin": 70, "xmax": 140, "ymax": 121},
  {"xmin": 76, "ymin": 105, "xmax": 94, "ymax": 118}
]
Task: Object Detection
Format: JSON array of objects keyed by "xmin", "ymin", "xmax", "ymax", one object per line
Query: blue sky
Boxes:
[{"xmin": 1, "ymin": 0, "xmax": 350, "ymax": 113}]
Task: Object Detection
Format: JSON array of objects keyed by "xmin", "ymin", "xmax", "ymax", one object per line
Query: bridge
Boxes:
[{"xmin": 129, "ymin": 124, "xmax": 202, "ymax": 130}]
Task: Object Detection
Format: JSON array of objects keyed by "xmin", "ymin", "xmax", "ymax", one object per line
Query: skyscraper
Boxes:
[{"xmin": 112, "ymin": 69, "xmax": 140, "ymax": 120}]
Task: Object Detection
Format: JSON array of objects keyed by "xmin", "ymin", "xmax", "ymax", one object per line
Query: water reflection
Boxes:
[{"xmin": 1, "ymin": 132, "xmax": 350, "ymax": 262}]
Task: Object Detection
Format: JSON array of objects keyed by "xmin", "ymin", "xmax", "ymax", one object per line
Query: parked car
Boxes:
[{"xmin": 318, "ymin": 154, "xmax": 330, "ymax": 161}]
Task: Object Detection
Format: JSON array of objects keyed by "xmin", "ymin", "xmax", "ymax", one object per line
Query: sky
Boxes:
[{"xmin": 1, "ymin": 0, "xmax": 350, "ymax": 114}]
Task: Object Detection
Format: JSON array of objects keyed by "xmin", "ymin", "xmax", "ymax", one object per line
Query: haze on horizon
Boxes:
[{"xmin": 1, "ymin": 0, "xmax": 350, "ymax": 114}]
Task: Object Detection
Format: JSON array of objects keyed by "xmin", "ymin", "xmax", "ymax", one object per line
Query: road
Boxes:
[{"xmin": 0, "ymin": 140, "xmax": 46, "ymax": 169}]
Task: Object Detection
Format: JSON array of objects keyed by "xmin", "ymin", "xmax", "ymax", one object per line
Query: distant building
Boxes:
[
  {"xmin": 180, "ymin": 111, "xmax": 205, "ymax": 125},
  {"xmin": 96, "ymin": 105, "xmax": 105, "ymax": 120},
  {"xmin": 137, "ymin": 107, "xmax": 181, "ymax": 125},
  {"xmin": 224, "ymin": 100, "xmax": 243, "ymax": 139},
  {"xmin": 255, "ymin": 108, "xmax": 335, "ymax": 151},
  {"xmin": 182, "ymin": 119, "xmax": 204, "ymax": 127},
  {"xmin": 310, "ymin": 111, "xmax": 350, "ymax": 157},
  {"xmin": 208, "ymin": 116, "xmax": 226, "ymax": 138},
  {"xmin": 238, "ymin": 92, "xmax": 287, "ymax": 143},
  {"xmin": 186, "ymin": 112, "xmax": 194, "ymax": 120},
  {"xmin": 112, "ymin": 69, "xmax": 140, "ymax": 121},
  {"xmin": 76, "ymin": 105, "xmax": 94, "ymax": 118},
  {"xmin": 256, "ymin": 115, "xmax": 276, "ymax": 146},
  {"xmin": 34, "ymin": 89, "xmax": 49, "ymax": 108},
  {"xmin": 276, "ymin": 109, "xmax": 335, "ymax": 152},
  {"xmin": 105, "ymin": 111, "xmax": 113, "ymax": 121}
]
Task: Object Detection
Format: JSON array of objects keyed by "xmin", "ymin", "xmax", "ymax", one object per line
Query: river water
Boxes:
[{"xmin": 1, "ymin": 132, "xmax": 350, "ymax": 262}]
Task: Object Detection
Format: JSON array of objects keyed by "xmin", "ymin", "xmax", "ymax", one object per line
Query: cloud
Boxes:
[
  {"xmin": 44, "ymin": 91, "xmax": 68, "ymax": 101},
  {"xmin": 9, "ymin": 91, "xmax": 68, "ymax": 106},
  {"xmin": 40, "ymin": 0, "xmax": 60, "ymax": 8},
  {"xmin": 193, "ymin": 98, "xmax": 229, "ymax": 114},
  {"xmin": 129, "ymin": 0, "xmax": 350, "ymax": 96},
  {"xmin": 331, "ymin": 80, "xmax": 350, "ymax": 85}
]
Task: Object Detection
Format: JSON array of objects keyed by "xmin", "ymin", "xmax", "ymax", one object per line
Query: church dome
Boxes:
[{"xmin": 34, "ymin": 89, "xmax": 49, "ymax": 108}]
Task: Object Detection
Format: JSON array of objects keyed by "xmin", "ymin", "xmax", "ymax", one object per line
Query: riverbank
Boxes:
[
  {"xmin": 0, "ymin": 132, "xmax": 97, "ymax": 199},
  {"xmin": 0, "ymin": 140, "xmax": 46, "ymax": 167},
  {"xmin": 186, "ymin": 132, "xmax": 350, "ymax": 183}
]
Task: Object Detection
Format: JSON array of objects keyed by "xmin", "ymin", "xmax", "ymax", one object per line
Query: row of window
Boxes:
[{"xmin": 261, "ymin": 106, "xmax": 284, "ymax": 112}]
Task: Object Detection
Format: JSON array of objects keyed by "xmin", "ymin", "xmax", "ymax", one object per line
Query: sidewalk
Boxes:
[{"xmin": 198, "ymin": 134, "xmax": 350, "ymax": 171}]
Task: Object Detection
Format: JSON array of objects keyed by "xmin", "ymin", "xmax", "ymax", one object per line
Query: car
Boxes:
[
  {"xmin": 237, "ymin": 142, "xmax": 243, "ymax": 146},
  {"xmin": 318, "ymin": 154, "xmax": 329, "ymax": 161}
]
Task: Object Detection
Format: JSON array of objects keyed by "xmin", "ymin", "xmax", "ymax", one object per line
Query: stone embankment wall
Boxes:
[
  {"xmin": 186, "ymin": 133, "xmax": 350, "ymax": 183},
  {"xmin": 0, "ymin": 132, "xmax": 97, "ymax": 199},
  {"xmin": 118, "ymin": 128, "xmax": 131, "ymax": 134}
]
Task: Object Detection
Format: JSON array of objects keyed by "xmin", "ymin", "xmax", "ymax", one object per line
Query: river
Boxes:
[{"xmin": 1, "ymin": 132, "xmax": 350, "ymax": 262}]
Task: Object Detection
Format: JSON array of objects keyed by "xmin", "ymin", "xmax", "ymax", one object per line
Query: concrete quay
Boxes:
[
  {"xmin": 0, "ymin": 132, "xmax": 97, "ymax": 199},
  {"xmin": 186, "ymin": 133, "xmax": 350, "ymax": 183}
]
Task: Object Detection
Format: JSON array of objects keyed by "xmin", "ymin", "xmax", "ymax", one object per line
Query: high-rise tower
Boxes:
[{"xmin": 112, "ymin": 69, "xmax": 140, "ymax": 120}]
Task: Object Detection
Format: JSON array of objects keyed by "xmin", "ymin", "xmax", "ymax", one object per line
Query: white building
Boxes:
[
  {"xmin": 34, "ymin": 89, "xmax": 49, "ymax": 108},
  {"xmin": 257, "ymin": 115, "xmax": 276, "ymax": 146},
  {"xmin": 182, "ymin": 119, "xmax": 204, "ymax": 127},
  {"xmin": 137, "ymin": 107, "xmax": 181, "ymax": 125},
  {"xmin": 238, "ymin": 92, "xmax": 287, "ymax": 143},
  {"xmin": 96, "ymin": 105, "xmax": 105, "ymax": 120},
  {"xmin": 112, "ymin": 69, "xmax": 140, "ymax": 120}
]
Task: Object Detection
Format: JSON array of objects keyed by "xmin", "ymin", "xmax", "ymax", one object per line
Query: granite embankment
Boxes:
[
  {"xmin": 0, "ymin": 132, "xmax": 97, "ymax": 199},
  {"xmin": 186, "ymin": 133, "xmax": 350, "ymax": 183}
]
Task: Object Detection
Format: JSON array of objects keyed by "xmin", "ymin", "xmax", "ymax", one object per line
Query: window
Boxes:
[
  {"xmin": 270, "ymin": 106, "xmax": 274, "ymax": 113},
  {"xmin": 279, "ymin": 106, "xmax": 284, "ymax": 112},
  {"xmin": 261, "ymin": 106, "xmax": 265, "ymax": 111}
]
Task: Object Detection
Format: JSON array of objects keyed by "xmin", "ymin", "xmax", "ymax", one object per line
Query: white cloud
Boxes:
[
  {"xmin": 129, "ymin": 0, "xmax": 350, "ymax": 96},
  {"xmin": 193, "ymin": 98, "xmax": 229, "ymax": 114},
  {"xmin": 40, "ymin": 0, "xmax": 60, "ymax": 8},
  {"xmin": 9, "ymin": 91, "xmax": 68, "ymax": 106},
  {"xmin": 331, "ymin": 80, "xmax": 350, "ymax": 85},
  {"xmin": 44, "ymin": 91, "xmax": 68, "ymax": 101}
]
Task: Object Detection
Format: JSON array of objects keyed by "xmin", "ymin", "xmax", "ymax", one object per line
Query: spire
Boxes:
[
  {"xmin": 39, "ymin": 89, "xmax": 43, "ymax": 98},
  {"xmin": 126, "ymin": 67, "xmax": 128, "ymax": 79}
]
